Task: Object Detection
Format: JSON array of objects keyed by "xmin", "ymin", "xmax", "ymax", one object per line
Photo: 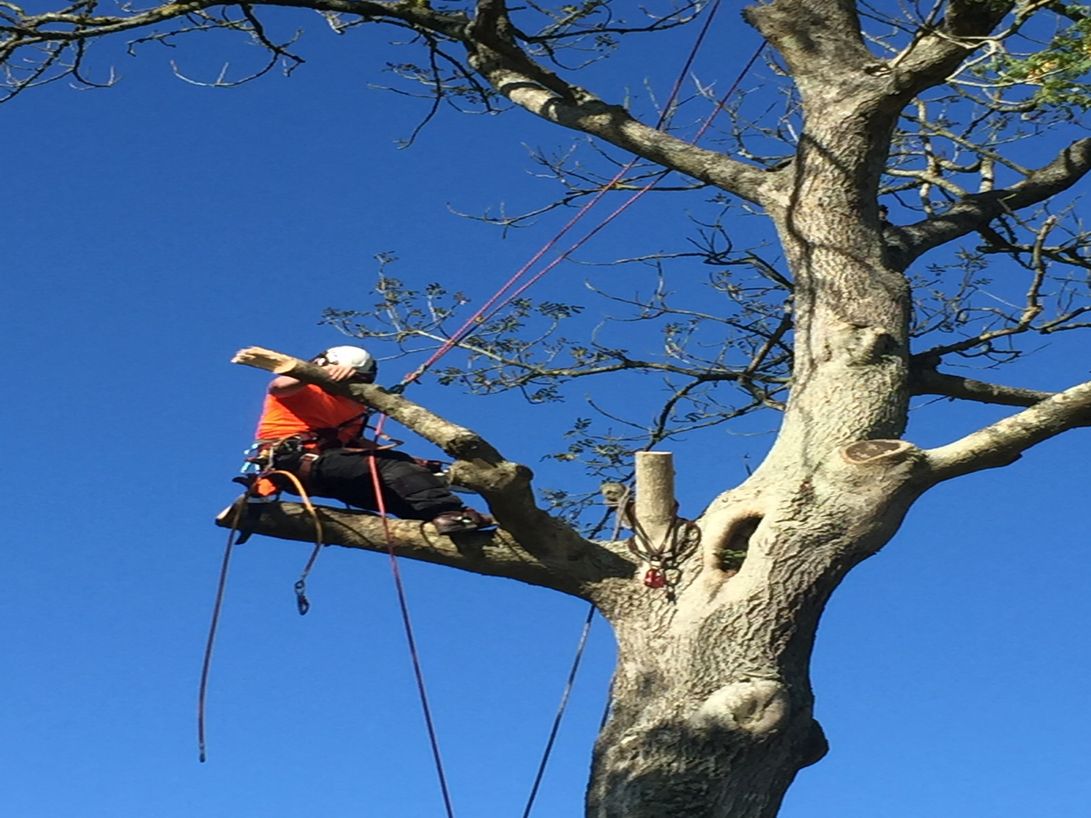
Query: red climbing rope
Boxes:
[
  {"xmin": 399, "ymin": 0, "xmax": 739, "ymax": 390},
  {"xmin": 472, "ymin": 41, "xmax": 766, "ymax": 337},
  {"xmin": 366, "ymin": 419, "xmax": 458, "ymax": 818}
]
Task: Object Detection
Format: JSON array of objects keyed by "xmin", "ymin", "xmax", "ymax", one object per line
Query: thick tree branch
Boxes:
[
  {"xmin": 888, "ymin": 138, "xmax": 1091, "ymax": 265},
  {"xmin": 464, "ymin": 2, "xmax": 771, "ymax": 204},
  {"xmin": 743, "ymin": 0, "xmax": 872, "ymax": 82},
  {"xmin": 925, "ymin": 378, "xmax": 1091, "ymax": 481},
  {"xmin": 889, "ymin": 1, "xmax": 1014, "ymax": 96},
  {"xmin": 213, "ymin": 500, "xmax": 634, "ymax": 597},
  {"xmin": 230, "ymin": 346, "xmax": 632, "ymax": 590},
  {"xmin": 910, "ymin": 366, "xmax": 1056, "ymax": 407}
]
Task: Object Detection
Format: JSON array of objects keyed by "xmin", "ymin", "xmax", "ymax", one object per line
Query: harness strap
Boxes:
[{"xmin": 297, "ymin": 452, "xmax": 320, "ymax": 491}]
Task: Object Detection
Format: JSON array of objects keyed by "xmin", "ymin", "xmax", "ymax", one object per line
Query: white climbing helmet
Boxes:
[{"xmin": 319, "ymin": 345, "xmax": 377, "ymax": 380}]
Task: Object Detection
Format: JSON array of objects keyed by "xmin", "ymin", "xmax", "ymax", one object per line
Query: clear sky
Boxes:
[{"xmin": 4, "ymin": 6, "xmax": 1090, "ymax": 818}]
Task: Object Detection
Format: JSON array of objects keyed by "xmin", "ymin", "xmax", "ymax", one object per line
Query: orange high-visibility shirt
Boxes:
[{"xmin": 255, "ymin": 383, "xmax": 366, "ymax": 444}]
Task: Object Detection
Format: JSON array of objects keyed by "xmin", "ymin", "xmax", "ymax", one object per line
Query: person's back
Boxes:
[{"xmin": 256, "ymin": 382, "xmax": 365, "ymax": 445}]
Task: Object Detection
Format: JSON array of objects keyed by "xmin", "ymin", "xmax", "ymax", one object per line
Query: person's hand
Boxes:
[{"xmin": 323, "ymin": 364, "xmax": 359, "ymax": 381}]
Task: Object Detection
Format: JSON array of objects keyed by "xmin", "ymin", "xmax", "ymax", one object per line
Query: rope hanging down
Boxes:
[
  {"xmin": 366, "ymin": 447, "xmax": 458, "ymax": 818},
  {"xmin": 519, "ymin": 481, "xmax": 631, "ymax": 818},
  {"xmin": 199, "ymin": 469, "xmax": 325, "ymax": 762}
]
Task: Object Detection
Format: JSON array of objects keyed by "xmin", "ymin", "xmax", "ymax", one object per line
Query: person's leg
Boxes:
[
  {"xmin": 307, "ymin": 449, "xmax": 381, "ymax": 509},
  {"xmin": 291, "ymin": 448, "xmax": 490, "ymax": 532},
  {"xmin": 376, "ymin": 452, "xmax": 492, "ymax": 532},
  {"xmin": 373, "ymin": 451, "xmax": 463, "ymax": 520}
]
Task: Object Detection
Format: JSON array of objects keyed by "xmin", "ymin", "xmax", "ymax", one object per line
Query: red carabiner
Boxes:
[{"xmin": 643, "ymin": 567, "xmax": 666, "ymax": 589}]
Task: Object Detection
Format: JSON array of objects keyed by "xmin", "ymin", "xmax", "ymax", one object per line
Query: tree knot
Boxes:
[{"xmin": 690, "ymin": 679, "xmax": 789, "ymax": 736}]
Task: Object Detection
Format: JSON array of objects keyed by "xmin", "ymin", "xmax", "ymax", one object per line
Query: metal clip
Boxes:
[{"xmin": 294, "ymin": 579, "xmax": 310, "ymax": 616}]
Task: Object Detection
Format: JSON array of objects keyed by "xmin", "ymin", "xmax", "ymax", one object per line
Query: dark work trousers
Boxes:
[{"xmin": 276, "ymin": 448, "xmax": 463, "ymax": 520}]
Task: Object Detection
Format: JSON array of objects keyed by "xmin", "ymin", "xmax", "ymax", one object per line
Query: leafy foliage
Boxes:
[{"xmin": 993, "ymin": 6, "xmax": 1091, "ymax": 110}]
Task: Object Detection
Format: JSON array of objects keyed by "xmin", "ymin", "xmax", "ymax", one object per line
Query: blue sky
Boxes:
[{"xmin": 4, "ymin": 7, "xmax": 1090, "ymax": 818}]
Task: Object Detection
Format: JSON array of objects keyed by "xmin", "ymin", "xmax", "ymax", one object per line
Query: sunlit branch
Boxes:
[{"xmin": 926, "ymin": 377, "xmax": 1091, "ymax": 481}]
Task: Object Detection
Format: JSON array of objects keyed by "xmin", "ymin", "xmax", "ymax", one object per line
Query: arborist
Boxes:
[{"xmin": 249, "ymin": 345, "xmax": 492, "ymax": 534}]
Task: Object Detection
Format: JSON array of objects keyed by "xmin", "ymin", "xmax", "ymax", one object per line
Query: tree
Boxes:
[{"xmin": 8, "ymin": 1, "xmax": 1091, "ymax": 815}]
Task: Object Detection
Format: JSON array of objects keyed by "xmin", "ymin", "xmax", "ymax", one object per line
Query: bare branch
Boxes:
[
  {"xmin": 910, "ymin": 366, "xmax": 1056, "ymax": 407},
  {"xmin": 890, "ymin": 138, "xmax": 1091, "ymax": 265}
]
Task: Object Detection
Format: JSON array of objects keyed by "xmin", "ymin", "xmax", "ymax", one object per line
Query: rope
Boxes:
[
  {"xmin": 397, "ymin": 0, "xmax": 740, "ymax": 391},
  {"xmin": 269, "ymin": 468, "xmax": 328, "ymax": 616},
  {"xmin": 366, "ymin": 443, "xmax": 458, "ymax": 818},
  {"xmin": 474, "ymin": 41, "xmax": 766, "ymax": 333},
  {"xmin": 519, "ymin": 603, "xmax": 596, "ymax": 818},
  {"xmin": 197, "ymin": 495, "xmax": 246, "ymax": 764},
  {"xmin": 520, "ymin": 485, "xmax": 631, "ymax": 817},
  {"xmin": 198, "ymin": 469, "xmax": 325, "ymax": 762}
]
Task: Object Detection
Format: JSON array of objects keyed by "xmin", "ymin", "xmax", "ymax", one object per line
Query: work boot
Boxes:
[{"xmin": 431, "ymin": 508, "xmax": 493, "ymax": 534}]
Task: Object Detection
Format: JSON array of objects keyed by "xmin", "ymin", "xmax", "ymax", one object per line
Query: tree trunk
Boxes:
[
  {"xmin": 586, "ymin": 432, "xmax": 926, "ymax": 817},
  {"xmin": 587, "ymin": 611, "xmax": 816, "ymax": 818},
  {"xmin": 581, "ymin": 58, "xmax": 923, "ymax": 810}
]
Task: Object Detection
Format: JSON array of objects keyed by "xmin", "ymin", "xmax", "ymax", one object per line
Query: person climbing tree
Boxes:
[{"xmin": 250, "ymin": 345, "xmax": 492, "ymax": 534}]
